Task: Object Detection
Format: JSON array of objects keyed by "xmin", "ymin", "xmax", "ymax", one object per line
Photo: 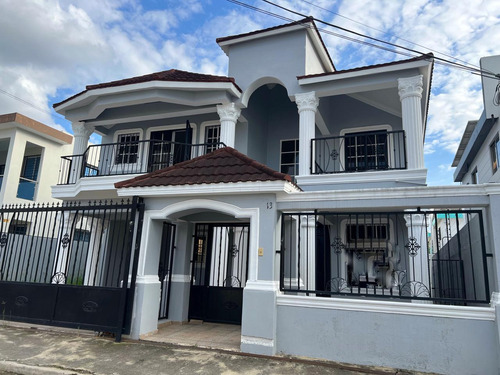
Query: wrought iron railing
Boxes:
[
  {"xmin": 280, "ymin": 210, "xmax": 490, "ymax": 305},
  {"xmin": 58, "ymin": 140, "xmax": 226, "ymax": 185},
  {"xmin": 311, "ymin": 130, "xmax": 407, "ymax": 174}
]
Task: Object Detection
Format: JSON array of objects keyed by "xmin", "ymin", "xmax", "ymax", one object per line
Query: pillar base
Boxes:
[{"xmin": 129, "ymin": 275, "xmax": 161, "ymax": 339}]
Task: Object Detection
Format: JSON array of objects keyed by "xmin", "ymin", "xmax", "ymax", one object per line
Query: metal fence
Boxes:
[
  {"xmin": 311, "ymin": 130, "xmax": 406, "ymax": 174},
  {"xmin": 280, "ymin": 210, "xmax": 490, "ymax": 305},
  {"xmin": 0, "ymin": 198, "xmax": 144, "ymax": 340},
  {"xmin": 58, "ymin": 140, "xmax": 226, "ymax": 184}
]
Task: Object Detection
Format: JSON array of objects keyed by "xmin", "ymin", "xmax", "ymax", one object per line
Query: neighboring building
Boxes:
[
  {"xmin": 453, "ymin": 55, "xmax": 500, "ymax": 185},
  {"xmin": 0, "ymin": 113, "xmax": 73, "ymax": 205},
  {"xmin": 1, "ymin": 19, "xmax": 500, "ymax": 375}
]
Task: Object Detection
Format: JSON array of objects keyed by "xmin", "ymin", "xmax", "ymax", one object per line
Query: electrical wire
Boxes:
[
  {"xmin": 226, "ymin": 0, "xmax": 499, "ymax": 80},
  {"xmin": 0, "ymin": 88, "xmax": 65, "ymax": 119},
  {"xmin": 298, "ymin": 0, "xmax": 492, "ymax": 75}
]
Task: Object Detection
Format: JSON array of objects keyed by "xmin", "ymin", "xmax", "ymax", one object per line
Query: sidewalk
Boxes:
[{"xmin": 0, "ymin": 323, "xmax": 425, "ymax": 375}]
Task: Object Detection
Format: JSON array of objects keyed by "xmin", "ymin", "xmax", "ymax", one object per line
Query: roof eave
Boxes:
[{"xmin": 54, "ymin": 81, "xmax": 242, "ymax": 114}]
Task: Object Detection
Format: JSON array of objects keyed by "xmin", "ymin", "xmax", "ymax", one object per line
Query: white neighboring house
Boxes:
[
  {"xmin": 453, "ymin": 55, "xmax": 500, "ymax": 185},
  {"xmin": 0, "ymin": 113, "xmax": 73, "ymax": 230}
]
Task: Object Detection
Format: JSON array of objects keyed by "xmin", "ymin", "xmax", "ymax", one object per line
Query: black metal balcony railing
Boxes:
[
  {"xmin": 58, "ymin": 140, "xmax": 225, "ymax": 185},
  {"xmin": 311, "ymin": 130, "xmax": 407, "ymax": 174}
]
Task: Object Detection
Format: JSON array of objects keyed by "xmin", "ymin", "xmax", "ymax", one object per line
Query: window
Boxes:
[
  {"xmin": 345, "ymin": 131, "xmax": 388, "ymax": 172},
  {"xmin": 115, "ymin": 133, "xmax": 140, "ymax": 164},
  {"xmin": 8, "ymin": 220, "xmax": 29, "ymax": 235},
  {"xmin": 0, "ymin": 164, "xmax": 4, "ymax": 190},
  {"xmin": 471, "ymin": 168, "xmax": 478, "ymax": 184},
  {"xmin": 73, "ymin": 229, "xmax": 91, "ymax": 242},
  {"xmin": 280, "ymin": 139, "xmax": 299, "ymax": 176},
  {"xmin": 17, "ymin": 155, "xmax": 40, "ymax": 200},
  {"xmin": 205, "ymin": 125, "xmax": 221, "ymax": 153},
  {"xmin": 490, "ymin": 135, "xmax": 500, "ymax": 174},
  {"xmin": 346, "ymin": 224, "xmax": 388, "ymax": 243}
]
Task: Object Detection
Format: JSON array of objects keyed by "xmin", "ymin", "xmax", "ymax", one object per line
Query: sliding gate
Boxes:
[
  {"xmin": 189, "ymin": 223, "xmax": 249, "ymax": 324},
  {"xmin": 0, "ymin": 198, "xmax": 144, "ymax": 341}
]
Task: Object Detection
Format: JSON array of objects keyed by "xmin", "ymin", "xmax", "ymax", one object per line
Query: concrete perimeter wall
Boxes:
[{"xmin": 276, "ymin": 296, "xmax": 498, "ymax": 375}]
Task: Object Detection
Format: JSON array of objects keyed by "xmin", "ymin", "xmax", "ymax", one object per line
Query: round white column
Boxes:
[
  {"xmin": 404, "ymin": 212, "xmax": 430, "ymax": 291},
  {"xmin": 398, "ymin": 75, "xmax": 424, "ymax": 170},
  {"xmin": 71, "ymin": 122, "xmax": 94, "ymax": 155},
  {"xmin": 70, "ymin": 122, "xmax": 94, "ymax": 182},
  {"xmin": 217, "ymin": 103, "xmax": 241, "ymax": 148},
  {"xmin": 296, "ymin": 91, "xmax": 319, "ymax": 176}
]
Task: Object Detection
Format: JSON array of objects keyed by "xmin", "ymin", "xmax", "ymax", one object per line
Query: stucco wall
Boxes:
[{"xmin": 276, "ymin": 301, "xmax": 498, "ymax": 375}]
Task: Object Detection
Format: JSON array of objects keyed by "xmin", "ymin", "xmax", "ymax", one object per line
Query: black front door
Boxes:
[
  {"xmin": 189, "ymin": 223, "xmax": 249, "ymax": 324},
  {"xmin": 158, "ymin": 222, "xmax": 176, "ymax": 319}
]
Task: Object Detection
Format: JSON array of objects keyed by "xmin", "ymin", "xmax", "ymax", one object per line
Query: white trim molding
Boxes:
[
  {"xmin": 295, "ymin": 168, "xmax": 427, "ymax": 187},
  {"xmin": 277, "ymin": 295, "xmax": 496, "ymax": 321},
  {"xmin": 170, "ymin": 274, "xmax": 191, "ymax": 283},
  {"xmin": 245, "ymin": 280, "xmax": 279, "ymax": 292},
  {"xmin": 136, "ymin": 275, "xmax": 161, "ymax": 285},
  {"xmin": 241, "ymin": 335, "xmax": 274, "ymax": 348},
  {"xmin": 117, "ymin": 180, "xmax": 300, "ymax": 197}
]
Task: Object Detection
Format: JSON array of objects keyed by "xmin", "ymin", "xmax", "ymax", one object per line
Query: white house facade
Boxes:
[{"xmin": 1, "ymin": 19, "xmax": 499, "ymax": 375}]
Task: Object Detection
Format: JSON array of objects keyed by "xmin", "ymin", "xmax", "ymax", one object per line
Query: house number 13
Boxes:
[{"xmin": 267, "ymin": 202, "xmax": 273, "ymax": 209}]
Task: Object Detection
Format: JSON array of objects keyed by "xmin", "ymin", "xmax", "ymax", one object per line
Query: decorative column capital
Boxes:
[
  {"xmin": 404, "ymin": 212, "xmax": 426, "ymax": 227},
  {"xmin": 217, "ymin": 103, "xmax": 241, "ymax": 123},
  {"xmin": 71, "ymin": 122, "xmax": 95, "ymax": 138},
  {"xmin": 398, "ymin": 75, "xmax": 423, "ymax": 101},
  {"xmin": 295, "ymin": 91, "xmax": 319, "ymax": 113}
]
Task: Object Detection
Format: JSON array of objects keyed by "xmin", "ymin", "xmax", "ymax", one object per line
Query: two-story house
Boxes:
[{"xmin": 2, "ymin": 19, "xmax": 499, "ymax": 375}]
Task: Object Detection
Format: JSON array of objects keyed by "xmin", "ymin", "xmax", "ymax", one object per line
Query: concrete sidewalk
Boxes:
[{"xmin": 0, "ymin": 324, "xmax": 426, "ymax": 375}]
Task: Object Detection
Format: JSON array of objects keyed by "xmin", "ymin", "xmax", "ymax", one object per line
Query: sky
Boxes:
[{"xmin": 1, "ymin": 0, "xmax": 500, "ymax": 185}]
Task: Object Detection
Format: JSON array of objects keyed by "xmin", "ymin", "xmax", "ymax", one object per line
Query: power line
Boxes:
[
  {"xmin": 298, "ymin": 0, "xmax": 489, "ymax": 74},
  {"xmin": 227, "ymin": 0, "xmax": 499, "ymax": 79},
  {"xmin": 0, "ymin": 88, "xmax": 65, "ymax": 120}
]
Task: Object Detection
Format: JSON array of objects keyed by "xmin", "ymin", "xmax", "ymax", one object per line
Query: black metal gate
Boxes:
[
  {"xmin": 0, "ymin": 198, "xmax": 144, "ymax": 341},
  {"xmin": 158, "ymin": 222, "xmax": 176, "ymax": 319},
  {"xmin": 189, "ymin": 223, "xmax": 249, "ymax": 324}
]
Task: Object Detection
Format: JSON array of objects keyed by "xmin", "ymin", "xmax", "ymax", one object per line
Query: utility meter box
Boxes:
[{"xmin": 480, "ymin": 55, "xmax": 500, "ymax": 119}]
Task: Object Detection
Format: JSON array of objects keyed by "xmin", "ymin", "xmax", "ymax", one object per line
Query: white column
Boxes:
[
  {"xmin": 296, "ymin": 91, "xmax": 319, "ymax": 176},
  {"xmin": 398, "ymin": 75, "xmax": 424, "ymax": 170},
  {"xmin": 217, "ymin": 103, "xmax": 241, "ymax": 148},
  {"xmin": 70, "ymin": 122, "xmax": 94, "ymax": 183},
  {"xmin": 404, "ymin": 212, "xmax": 430, "ymax": 289},
  {"xmin": 300, "ymin": 215, "xmax": 316, "ymax": 293}
]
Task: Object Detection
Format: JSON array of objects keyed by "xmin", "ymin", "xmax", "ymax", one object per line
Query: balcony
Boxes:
[
  {"xmin": 311, "ymin": 130, "xmax": 406, "ymax": 174},
  {"xmin": 58, "ymin": 139, "xmax": 225, "ymax": 185}
]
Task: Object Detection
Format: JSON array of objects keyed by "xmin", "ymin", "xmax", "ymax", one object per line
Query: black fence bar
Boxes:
[
  {"xmin": 58, "ymin": 140, "xmax": 226, "ymax": 185},
  {"xmin": 0, "ymin": 198, "xmax": 144, "ymax": 340},
  {"xmin": 280, "ymin": 209, "xmax": 490, "ymax": 305},
  {"xmin": 312, "ymin": 130, "xmax": 406, "ymax": 174}
]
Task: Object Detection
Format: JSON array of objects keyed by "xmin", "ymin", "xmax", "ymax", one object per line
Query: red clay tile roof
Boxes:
[
  {"xmin": 217, "ymin": 17, "xmax": 335, "ymax": 71},
  {"xmin": 53, "ymin": 69, "xmax": 241, "ymax": 108},
  {"xmin": 115, "ymin": 147, "xmax": 295, "ymax": 189},
  {"xmin": 297, "ymin": 53, "xmax": 434, "ymax": 80}
]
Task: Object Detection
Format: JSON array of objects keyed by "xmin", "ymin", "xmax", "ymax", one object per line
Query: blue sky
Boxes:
[{"xmin": 1, "ymin": 0, "xmax": 500, "ymax": 185}]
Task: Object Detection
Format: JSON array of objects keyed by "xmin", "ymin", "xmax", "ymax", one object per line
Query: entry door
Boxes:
[
  {"xmin": 148, "ymin": 129, "xmax": 192, "ymax": 172},
  {"xmin": 158, "ymin": 222, "xmax": 176, "ymax": 319},
  {"xmin": 189, "ymin": 223, "xmax": 249, "ymax": 324}
]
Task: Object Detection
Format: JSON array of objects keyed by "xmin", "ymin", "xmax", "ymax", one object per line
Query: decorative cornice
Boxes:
[
  {"xmin": 398, "ymin": 75, "xmax": 423, "ymax": 101},
  {"xmin": 71, "ymin": 122, "xmax": 95, "ymax": 138},
  {"xmin": 295, "ymin": 91, "xmax": 319, "ymax": 113},
  {"xmin": 217, "ymin": 103, "xmax": 241, "ymax": 123}
]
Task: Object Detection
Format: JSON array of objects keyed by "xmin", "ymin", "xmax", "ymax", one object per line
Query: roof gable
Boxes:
[{"xmin": 115, "ymin": 147, "xmax": 294, "ymax": 189}]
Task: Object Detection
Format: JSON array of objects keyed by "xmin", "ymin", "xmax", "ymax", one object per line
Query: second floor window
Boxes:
[
  {"xmin": 17, "ymin": 155, "xmax": 41, "ymax": 200},
  {"xmin": 205, "ymin": 125, "xmax": 221, "ymax": 153},
  {"xmin": 490, "ymin": 134, "xmax": 500, "ymax": 174},
  {"xmin": 116, "ymin": 133, "xmax": 140, "ymax": 164},
  {"xmin": 280, "ymin": 139, "xmax": 299, "ymax": 176},
  {"xmin": 345, "ymin": 131, "xmax": 388, "ymax": 172}
]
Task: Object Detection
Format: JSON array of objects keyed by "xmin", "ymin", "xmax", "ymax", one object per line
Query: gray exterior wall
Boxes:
[{"xmin": 276, "ymin": 304, "xmax": 498, "ymax": 375}]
